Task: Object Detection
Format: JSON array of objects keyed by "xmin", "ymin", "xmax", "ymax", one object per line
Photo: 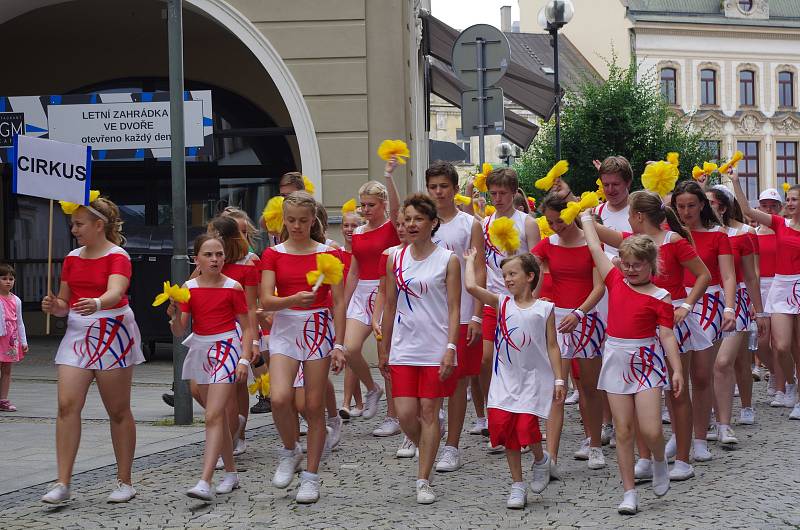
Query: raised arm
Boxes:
[
  {"xmin": 384, "ymin": 157, "xmax": 402, "ymax": 226},
  {"xmin": 463, "ymin": 248, "xmax": 499, "ymax": 309},
  {"xmin": 728, "ymin": 169, "xmax": 772, "ymax": 227},
  {"xmin": 579, "ymin": 213, "xmax": 613, "ymax": 279}
]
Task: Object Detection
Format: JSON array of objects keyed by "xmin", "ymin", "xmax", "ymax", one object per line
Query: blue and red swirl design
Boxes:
[
  {"xmin": 693, "ymin": 291, "xmax": 723, "ymax": 342},
  {"xmin": 493, "ymin": 297, "xmax": 531, "ymax": 374},
  {"xmin": 74, "ymin": 315, "xmax": 135, "ymax": 369},
  {"xmin": 393, "ymin": 245, "xmax": 428, "ymax": 312},
  {"xmin": 296, "ymin": 310, "xmax": 334, "ymax": 360},
  {"xmin": 734, "ymin": 287, "xmax": 752, "ymax": 330},
  {"xmin": 786, "ymin": 279, "xmax": 800, "ymax": 310},
  {"xmin": 560, "ymin": 312, "xmax": 605, "ymax": 358},
  {"xmin": 204, "ymin": 339, "xmax": 239, "ymax": 383},
  {"xmin": 622, "ymin": 343, "xmax": 667, "ymax": 391}
]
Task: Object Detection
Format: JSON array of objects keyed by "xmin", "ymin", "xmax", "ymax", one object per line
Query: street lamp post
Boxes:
[{"xmin": 538, "ymin": 0, "xmax": 574, "ymax": 161}]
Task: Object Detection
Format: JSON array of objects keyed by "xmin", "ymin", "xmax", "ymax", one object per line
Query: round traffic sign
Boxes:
[{"xmin": 451, "ymin": 24, "xmax": 511, "ymax": 90}]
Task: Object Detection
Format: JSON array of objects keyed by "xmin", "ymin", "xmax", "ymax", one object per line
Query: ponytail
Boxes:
[
  {"xmin": 663, "ymin": 205, "xmax": 693, "ymax": 245},
  {"xmin": 630, "ymin": 190, "xmax": 693, "ymax": 244}
]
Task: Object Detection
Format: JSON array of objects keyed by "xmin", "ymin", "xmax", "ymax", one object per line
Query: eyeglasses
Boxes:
[{"xmin": 620, "ymin": 261, "xmax": 647, "ymax": 271}]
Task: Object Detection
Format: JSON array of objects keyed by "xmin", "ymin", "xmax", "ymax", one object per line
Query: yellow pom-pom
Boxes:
[
  {"xmin": 535, "ymin": 160, "xmax": 569, "ymax": 191},
  {"xmin": 302, "ymin": 175, "xmax": 315, "ymax": 194},
  {"xmin": 341, "ymin": 198, "xmax": 357, "ymax": 215},
  {"xmin": 89, "ymin": 190, "xmax": 100, "ymax": 203},
  {"xmin": 488, "ymin": 216, "xmax": 520, "ymax": 254},
  {"xmin": 595, "ymin": 178, "xmax": 606, "ymax": 201},
  {"xmin": 248, "ymin": 373, "xmax": 270, "ymax": 396},
  {"xmin": 377, "ymin": 139, "xmax": 410, "ymax": 164},
  {"xmin": 558, "ymin": 192, "xmax": 598, "ymax": 225},
  {"xmin": 262, "ymin": 196, "xmax": 284, "ymax": 234},
  {"xmin": 59, "ymin": 200, "xmax": 80, "ymax": 215},
  {"xmin": 642, "ymin": 160, "xmax": 679, "ymax": 197},
  {"xmin": 306, "ymin": 253, "xmax": 345, "ymax": 287},
  {"xmin": 783, "ymin": 182, "xmax": 791, "ymax": 193},
  {"xmin": 718, "ymin": 150, "xmax": 744, "ymax": 175},
  {"xmin": 537, "ymin": 215, "xmax": 554, "ymax": 238},
  {"xmin": 473, "ymin": 163, "xmax": 492, "ymax": 192},
  {"xmin": 152, "ymin": 281, "xmax": 190, "ymax": 307},
  {"xmin": 454, "ymin": 194, "xmax": 472, "ymax": 206},
  {"xmin": 667, "ymin": 152, "xmax": 680, "ymax": 166},
  {"xmin": 703, "ymin": 161, "xmax": 718, "ymax": 174},
  {"xmin": 484, "ymin": 205, "xmax": 496, "ymax": 217}
]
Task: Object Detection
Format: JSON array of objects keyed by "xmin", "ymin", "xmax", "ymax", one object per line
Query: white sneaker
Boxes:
[
  {"xmin": 661, "ymin": 405, "xmax": 671, "ymax": 424},
  {"xmin": 634, "ymin": 458, "xmax": 652, "ymax": 480},
  {"xmin": 692, "ymin": 440, "xmax": 712, "ymax": 462},
  {"xmin": 372, "ymin": 416, "xmax": 401, "ymax": 437},
  {"xmin": 468, "ymin": 417, "xmax": 487, "ymax": 435},
  {"xmin": 574, "ymin": 437, "xmax": 591, "ymax": 460},
  {"xmin": 506, "ymin": 483, "xmax": 527, "ymax": 509},
  {"xmin": 487, "ymin": 441, "xmax": 505, "ymax": 454},
  {"xmin": 215, "ymin": 473, "xmax": 240, "ymax": 494},
  {"xmin": 435, "ymin": 445, "xmax": 462, "ymax": 472},
  {"xmin": 669, "ymin": 460, "xmax": 695, "ymax": 481},
  {"xmin": 327, "ymin": 415, "xmax": 343, "ymax": 449},
  {"xmin": 215, "ymin": 455, "xmax": 225, "ymax": 470},
  {"xmin": 651, "ymin": 459, "xmax": 670, "ymax": 497},
  {"xmin": 789, "ymin": 403, "xmax": 800, "ymax": 420},
  {"xmin": 529, "ymin": 452, "xmax": 551, "ymax": 493},
  {"xmin": 299, "ymin": 418, "xmax": 308, "ymax": 435},
  {"xmin": 719, "ymin": 425, "xmax": 738, "ymax": 444},
  {"xmin": 770, "ymin": 391, "xmax": 787, "ymax": 407},
  {"xmin": 349, "ymin": 406, "xmax": 364, "ymax": 418},
  {"xmin": 232, "ymin": 438, "xmax": 247, "ymax": 456},
  {"xmin": 272, "ymin": 446, "xmax": 302, "ymax": 488},
  {"xmin": 706, "ymin": 423, "xmax": 719, "ymax": 441},
  {"xmin": 600, "ymin": 424, "xmax": 613, "ymax": 446},
  {"xmin": 587, "ymin": 447, "xmax": 606, "ymax": 470},
  {"xmin": 416, "ymin": 480, "xmax": 436, "ymax": 504},
  {"xmin": 739, "ymin": 407, "xmax": 755, "ymax": 425},
  {"xmin": 107, "ymin": 480, "xmax": 136, "ymax": 503},
  {"xmin": 396, "ymin": 436, "xmax": 417, "ymax": 458},
  {"xmin": 295, "ymin": 472, "xmax": 320, "ymax": 504},
  {"xmin": 186, "ymin": 480, "xmax": 213, "ymax": 501},
  {"xmin": 751, "ymin": 365, "xmax": 762, "ymax": 381},
  {"xmin": 617, "ymin": 489, "xmax": 638, "ymax": 515},
  {"xmin": 665, "ymin": 434, "xmax": 677, "ymax": 461},
  {"xmin": 565, "ymin": 389, "xmax": 580, "ymax": 405},
  {"xmin": 784, "ymin": 384, "xmax": 799, "ymax": 408},
  {"xmin": 363, "ymin": 386, "xmax": 384, "ymax": 420},
  {"xmin": 41, "ymin": 482, "xmax": 70, "ymax": 504}
]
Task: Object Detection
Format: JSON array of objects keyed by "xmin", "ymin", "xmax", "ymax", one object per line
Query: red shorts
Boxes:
[
  {"xmin": 488, "ymin": 408, "xmax": 542, "ymax": 451},
  {"xmin": 390, "ymin": 365, "xmax": 458, "ymax": 398},
  {"xmin": 456, "ymin": 324, "xmax": 482, "ymax": 378},
  {"xmin": 482, "ymin": 305, "xmax": 497, "ymax": 341}
]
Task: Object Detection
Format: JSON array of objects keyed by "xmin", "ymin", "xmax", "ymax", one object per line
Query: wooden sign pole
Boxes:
[{"xmin": 46, "ymin": 199, "xmax": 53, "ymax": 335}]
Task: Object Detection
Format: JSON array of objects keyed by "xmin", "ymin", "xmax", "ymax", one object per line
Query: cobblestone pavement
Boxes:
[{"xmin": 1, "ymin": 377, "xmax": 798, "ymax": 529}]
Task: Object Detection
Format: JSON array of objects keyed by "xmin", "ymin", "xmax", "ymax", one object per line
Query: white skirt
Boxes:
[
  {"xmin": 723, "ymin": 282, "xmax": 753, "ymax": 337},
  {"xmin": 346, "ymin": 279, "xmax": 379, "ymax": 326},
  {"xmin": 688, "ymin": 286, "xmax": 725, "ymax": 345},
  {"xmin": 554, "ymin": 306, "xmax": 606, "ymax": 360},
  {"xmin": 598, "ymin": 336, "xmax": 668, "ymax": 395},
  {"xmin": 269, "ymin": 308, "xmax": 335, "ymax": 362},
  {"xmin": 669, "ymin": 298, "xmax": 712, "ymax": 354},
  {"xmin": 181, "ymin": 330, "xmax": 245, "ymax": 384},
  {"xmin": 760, "ymin": 277, "xmax": 773, "ymax": 312},
  {"xmin": 55, "ymin": 306, "xmax": 145, "ymax": 370},
  {"xmin": 765, "ymin": 274, "xmax": 800, "ymax": 315}
]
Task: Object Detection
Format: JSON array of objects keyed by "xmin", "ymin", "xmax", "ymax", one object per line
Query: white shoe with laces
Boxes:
[
  {"xmin": 574, "ymin": 437, "xmax": 591, "ymax": 460},
  {"xmin": 587, "ymin": 447, "xmax": 606, "ymax": 470},
  {"xmin": 487, "ymin": 441, "xmax": 505, "ymax": 454},
  {"xmin": 529, "ymin": 452, "xmax": 551, "ymax": 493},
  {"xmin": 718, "ymin": 425, "xmax": 738, "ymax": 444},
  {"xmin": 107, "ymin": 480, "xmax": 136, "ymax": 503},
  {"xmin": 706, "ymin": 423, "xmax": 719, "ymax": 441},
  {"xmin": 617, "ymin": 489, "xmax": 638, "ymax": 515},
  {"xmin": 272, "ymin": 446, "xmax": 302, "ymax": 488},
  {"xmin": 770, "ymin": 391, "xmax": 787, "ymax": 407},
  {"xmin": 692, "ymin": 440, "xmax": 712, "ymax": 462},
  {"xmin": 739, "ymin": 407, "xmax": 755, "ymax": 425},
  {"xmin": 215, "ymin": 473, "xmax": 239, "ymax": 494},
  {"xmin": 600, "ymin": 424, "xmax": 613, "ymax": 446},
  {"xmin": 232, "ymin": 438, "xmax": 247, "ymax": 456},
  {"xmin": 327, "ymin": 415, "xmax": 343, "ymax": 449},
  {"xmin": 468, "ymin": 417, "xmax": 487, "ymax": 434},
  {"xmin": 349, "ymin": 406, "xmax": 364, "ymax": 418},
  {"xmin": 506, "ymin": 483, "xmax": 527, "ymax": 509},
  {"xmin": 372, "ymin": 416, "xmax": 401, "ymax": 437},
  {"xmin": 669, "ymin": 460, "xmax": 695, "ymax": 481},
  {"xmin": 435, "ymin": 445, "xmax": 462, "ymax": 472},
  {"xmin": 363, "ymin": 386, "xmax": 384, "ymax": 420},
  {"xmin": 565, "ymin": 389, "xmax": 580, "ymax": 405},
  {"xmin": 295, "ymin": 472, "xmax": 321, "ymax": 504},
  {"xmin": 186, "ymin": 480, "xmax": 214, "ymax": 502},
  {"xmin": 396, "ymin": 436, "xmax": 417, "ymax": 458},
  {"xmin": 634, "ymin": 458, "xmax": 652, "ymax": 480},
  {"xmin": 41, "ymin": 483, "xmax": 70, "ymax": 504},
  {"xmin": 789, "ymin": 403, "xmax": 800, "ymax": 420},
  {"xmin": 416, "ymin": 480, "xmax": 436, "ymax": 504}
]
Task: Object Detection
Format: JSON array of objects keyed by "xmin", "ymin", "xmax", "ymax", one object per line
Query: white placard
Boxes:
[
  {"xmin": 12, "ymin": 135, "xmax": 91, "ymax": 204},
  {"xmin": 48, "ymin": 100, "xmax": 205, "ymax": 150}
]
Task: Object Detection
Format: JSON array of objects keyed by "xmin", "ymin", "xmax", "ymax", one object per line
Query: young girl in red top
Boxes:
[
  {"xmin": 581, "ymin": 213, "xmax": 684, "ymax": 515},
  {"xmin": 586, "ymin": 190, "xmax": 710, "ymax": 481},
  {"xmin": 260, "ymin": 191, "xmax": 346, "ymax": 504},
  {"xmin": 343, "ymin": 158, "xmax": 401, "ymax": 421},
  {"xmin": 167, "ymin": 233, "xmax": 254, "ymax": 501},
  {"xmin": 671, "ymin": 181, "xmax": 736, "ymax": 461},
  {"xmin": 730, "ymin": 172, "xmax": 800, "ymax": 419},
  {"xmin": 41, "ymin": 195, "xmax": 145, "ymax": 504}
]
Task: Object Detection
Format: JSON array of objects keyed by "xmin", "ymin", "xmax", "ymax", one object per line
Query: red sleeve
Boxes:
[
  {"xmin": 378, "ymin": 253, "xmax": 389, "ymax": 278},
  {"xmin": 244, "ymin": 265, "xmax": 259, "ymax": 286},
  {"xmin": 771, "ymin": 214, "xmax": 785, "ymax": 234},
  {"xmin": 656, "ymin": 299, "xmax": 674, "ymax": 329},
  {"xmin": 260, "ymin": 248, "xmax": 277, "ymax": 271},
  {"xmin": 674, "ymin": 238, "xmax": 698, "ymax": 262},
  {"xmin": 603, "ymin": 267, "xmax": 623, "ymax": 290},
  {"xmin": 107, "ymin": 253, "xmax": 132, "ymax": 278},
  {"xmin": 531, "ymin": 238, "xmax": 549, "ymax": 259},
  {"xmin": 739, "ymin": 234, "xmax": 754, "ymax": 256},
  {"xmin": 621, "ymin": 231, "xmax": 633, "ymax": 239},
  {"xmin": 179, "ymin": 301, "xmax": 190, "ymax": 313},
  {"xmin": 231, "ymin": 288, "xmax": 248, "ymax": 315},
  {"xmin": 717, "ymin": 232, "xmax": 732, "ymax": 255}
]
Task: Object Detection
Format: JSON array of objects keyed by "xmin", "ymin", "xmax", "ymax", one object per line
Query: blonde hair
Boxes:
[
  {"xmin": 280, "ymin": 191, "xmax": 325, "ymax": 244},
  {"xmin": 358, "ymin": 180, "xmax": 388, "ymax": 202},
  {"xmin": 86, "ymin": 196, "xmax": 125, "ymax": 246},
  {"xmin": 221, "ymin": 206, "xmax": 259, "ymax": 249},
  {"xmin": 618, "ymin": 234, "xmax": 659, "ymax": 276},
  {"xmin": 279, "ymin": 171, "xmax": 304, "ymax": 191}
]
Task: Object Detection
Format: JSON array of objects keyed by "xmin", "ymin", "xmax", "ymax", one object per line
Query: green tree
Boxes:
[{"xmin": 515, "ymin": 59, "xmax": 712, "ymax": 200}]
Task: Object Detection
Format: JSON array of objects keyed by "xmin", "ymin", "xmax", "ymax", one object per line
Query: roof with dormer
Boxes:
[{"xmin": 626, "ymin": 0, "xmax": 800, "ymax": 28}]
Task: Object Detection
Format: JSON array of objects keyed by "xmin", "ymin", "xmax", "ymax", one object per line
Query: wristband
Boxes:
[
  {"xmin": 94, "ymin": 298, "xmax": 102, "ymax": 312},
  {"xmin": 554, "ymin": 379, "xmax": 566, "ymax": 387},
  {"xmin": 252, "ymin": 339, "xmax": 261, "ymax": 347},
  {"xmin": 334, "ymin": 343, "xmax": 346, "ymax": 352},
  {"xmin": 471, "ymin": 315, "xmax": 483, "ymax": 324},
  {"xmin": 571, "ymin": 308, "xmax": 585, "ymax": 320},
  {"xmin": 680, "ymin": 302, "xmax": 693, "ymax": 312},
  {"xmin": 723, "ymin": 307, "xmax": 735, "ymax": 314},
  {"xmin": 756, "ymin": 312, "xmax": 769, "ymax": 318},
  {"xmin": 384, "ymin": 172, "xmax": 393, "ymax": 179},
  {"xmin": 446, "ymin": 342, "xmax": 457, "ymax": 352},
  {"xmin": 237, "ymin": 358, "xmax": 251, "ymax": 367}
]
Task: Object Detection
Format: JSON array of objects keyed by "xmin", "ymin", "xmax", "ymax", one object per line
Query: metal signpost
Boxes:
[{"xmin": 451, "ymin": 24, "xmax": 510, "ymax": 167}]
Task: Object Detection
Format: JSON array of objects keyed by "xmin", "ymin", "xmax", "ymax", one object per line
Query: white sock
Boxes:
[{"xmin": 196, "ymin": 479, "xmax": 210, "ymax": 490}]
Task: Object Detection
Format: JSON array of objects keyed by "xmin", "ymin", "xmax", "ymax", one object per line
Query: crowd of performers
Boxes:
[{"xmin": 35, "ymin": 148, "xmax": 800, "ymax": 514}]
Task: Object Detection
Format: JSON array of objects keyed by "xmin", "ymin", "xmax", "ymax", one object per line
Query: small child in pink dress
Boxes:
[{"xmin": 0, "ymin": 263, "xmax": 28, "ymax": 412}]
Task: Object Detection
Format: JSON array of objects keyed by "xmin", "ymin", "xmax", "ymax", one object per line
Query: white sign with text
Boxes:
[{"xmin": 12, "ymin": 135, "xmax": 91, "ymax": 204}]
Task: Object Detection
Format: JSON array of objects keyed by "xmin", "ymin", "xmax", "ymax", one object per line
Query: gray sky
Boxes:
[{"xmin": 430, "ymin": 0, "xmax": 521, "ymax": 31}]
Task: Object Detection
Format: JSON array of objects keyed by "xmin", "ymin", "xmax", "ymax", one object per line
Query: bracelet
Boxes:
[
  {"xmin": 446, "ymin": 342, "xmax": 457, "ymax": 352},
  {"xmin": 237, "ymin": 358, "xmax": 251, "ymax": 367},
  {"xmin": 756, "ymin": 312, "xmax": 769, "ymax": 318},
  {"xmin": 384, "ymin": 172, "xmax": 393, "ymax": 179},
  {"xmin": 680, "ymin": 302, "xmax": 693, "ymax": 311},
  {"xmin": 723, "ymin": 307, "xmax": 735, "ymax": 314},
  {"xmin": 572, "ymin": 308, "xmax": 585, "ymax": 320},
  {"xmin": 554, "ymin": 379, "xmax": 566, "ymax": 386},
  {"xmin": 471, "ymin": 315, "xmax": 483, "ymax": 324},
  {"xmin": 94, "ymin": 298, "xmax": 102, "ymax": 312},
  {"xmin": 252, "ymin": 339, "xmax": 260, "ymax": 347},
  {"xmin": 334, "ymin": 343, "xmax": 346, "ymax": 352}
]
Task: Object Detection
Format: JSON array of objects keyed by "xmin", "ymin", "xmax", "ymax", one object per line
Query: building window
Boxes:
[
  {"xmin": 739, "ymin": 70, "xmax": 755, "ymax": 106},
  {"xmin": 778, "ymin": 71, "xmax": 794, "ymax": 108},
  {"xmin": 660, "ymin": 68, "xmax": 677, "ymax": 105},
  {"xmin": 737, "ymin": 141, "xmax": 760, "ymax": 200},
  {"xmin": 456, "ymin": 128, "xmax": 471, "ymax": 164},
  {"xmin": 777, "ymin": 141, "xmax": 798, "ymax": 189},
  {"xmin": 700, "ymin": 140, "xmax": 721, "ymax": 162},
  {"xmin": 700, "ymin": 69, "xmax": 716, "ymax": 106},
  {"xmin": 739, "ymin": 0, "xmax": 753, "ymax": 12}
]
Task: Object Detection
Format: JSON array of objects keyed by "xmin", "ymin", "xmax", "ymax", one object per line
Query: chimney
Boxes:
[{"xmin": 500, "ymin": 5, "xmax": 511, "ymax": 32}]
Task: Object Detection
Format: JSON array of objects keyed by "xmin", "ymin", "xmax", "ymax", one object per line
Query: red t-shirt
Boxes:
[
  {"xmin": 222, "ymin": 255, "xmax": 259, "ymax": 287},
  {"xmin": 605, "ymin": 268, "xmax": 673, "ymax": 339},
  {"xmin": 728, "ymin": 230, "xmax": 755, "ymax": 284},
  {"xmin": 531, "ymin": 235, "xmax": 595, "ymax": 309},
  {"xmin": 622, "ymin": 232, "xmax": 696, "ymax": 301},
  {"xmin": 179, "ymin": 278, "xmax": 248, "ymax": 335},
  {"xmin": 342, "ymin": 250, "xmax": 353, "ymax": 285},
  {"xmin": 539, "ymin": 272, "xmax": 554, "ymax": 301},
  {"xmin": 757, "ymin": 232, "xmax": 776, "ymax": 278},
  {"xmin": 684, "ymin": 229, "xmax": 732, "ymax": 288},
  {"xmin": 351, "ymin": 221, "xmax": 401, "ymax": 280},
  {"xmin": 60, "ymin": 246, "xmax": 131, "ymax": 308},
  {"xmin": 771, "ymin": 214, "xmax": 800, "ymax": 275},
  {"xmin": 260, "ymin": 243, "xmax": 338, "ymax": 310}
]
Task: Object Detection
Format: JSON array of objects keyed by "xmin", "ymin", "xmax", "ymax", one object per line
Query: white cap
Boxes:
[{"xmin": 759, "ymin": 188, "xmax": 782, "ymax": 203}]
